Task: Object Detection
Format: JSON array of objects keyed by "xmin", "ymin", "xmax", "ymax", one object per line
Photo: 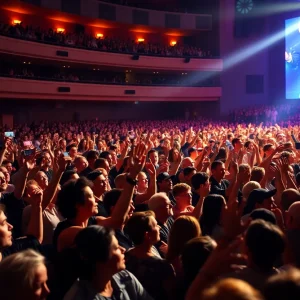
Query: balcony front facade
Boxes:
[{"xmin": 0, "ymin": 77, "xmax": 221, "ymax": 102}]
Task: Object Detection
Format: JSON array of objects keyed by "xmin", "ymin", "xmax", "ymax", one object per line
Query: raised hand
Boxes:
[
  {"xmin": 269, "ymin": 163, "xmax": 281, "ymax": 179},
  {"xmin": 274, "ymin": 144, "xmax": 285, "ymax": 154},
  {"xmin": 58, "ymin": 155, "xmax": 72, "ymax": 172},
  {"xmin": 231, "ymin": 160, "xmax": 238, "ymax": 175},
  {"xmin": 145, "ymin": 161, "xmax": 156, "ymax": 177},
  {"xmin": 128, "ymin": 143, "xmax": 146, "ymax": 178},
  {"xmin": 280, "ymin": 156, "xmax": 290, "ymax": 173},
  {"xmin": 222, "ymin": 199, "xmax": 245, "ymax": 239},
  {"xmin": 29, "ymin": 186, "xmax": 43, "ymax": 207},
  {"xmin": 156, "ymin": 163, "xmax": 169, "ymax": 175}
]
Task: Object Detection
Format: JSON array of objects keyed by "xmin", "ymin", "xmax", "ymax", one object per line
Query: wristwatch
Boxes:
[{"xmin": 126, "ymin": 175, "xmax": 137, "ymax": 186}]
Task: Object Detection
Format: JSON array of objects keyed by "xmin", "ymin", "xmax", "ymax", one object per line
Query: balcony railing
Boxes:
[
  {"xmin": 0, "ymin": 77, "xmax": 222, "ymax": 101},
  {"xmin": 0, "ymin": 36, "xmax": 223, "ymax": 72}
]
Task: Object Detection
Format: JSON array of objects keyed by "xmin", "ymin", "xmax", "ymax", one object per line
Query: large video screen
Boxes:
[{"xmin": 285, "ymin": 17, "xmax": 300, "ymax": 99}]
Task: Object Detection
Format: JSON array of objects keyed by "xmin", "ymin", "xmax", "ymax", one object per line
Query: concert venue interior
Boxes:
[{"xmin": 0, "ymin": 1, "xmax": 300, "ymax": 300}]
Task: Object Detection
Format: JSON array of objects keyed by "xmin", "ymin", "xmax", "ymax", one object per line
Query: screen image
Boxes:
[{"xmin": 285, "ymin": 17, "xmax": 300, "ymax": 99}]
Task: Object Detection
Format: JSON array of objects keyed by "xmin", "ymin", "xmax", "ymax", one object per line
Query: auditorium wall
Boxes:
[
  {"xmin": 219, "ymin": 0, "xmax": 271, "ymax": 114},
  {"xmin": 1, "ymin": 100, "xmax": 220, "ymax": 123}
]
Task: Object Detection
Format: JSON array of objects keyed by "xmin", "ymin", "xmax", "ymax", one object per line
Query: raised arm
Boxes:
[
  {"xmin": 97, "ymin": 143, "xmax": 146, "ymax": 229},
  {"xmin": 191, "ymin": 183, "xmax": 210, "ymax": 219},
  {"xmin": 13, "ymin": 154, "xmax": 36, "ymax": 199},
  {"xmin": 26, "ymin": 186, "xmax": 43, "ymax": 244},
  {"xmin": 259, "ymin": 144, "xmax": 285, "ymax": 170},
  {"xmin": 225, "ymin": 161, "xmax": 238, "ymax": 198},
  {"xmin": 115, "ymin": 141, "xmax": 129, "ymax": 172},
  {"xmin": 270, "ymin": 163, "xmax": 285, "ymax": 206},
  {"xmin": 42, "ymin": 156, "xmax": 72, "ymax": 210},
  {"xmin": 253, "ymin": 142, "xmax": 262, "ymax": 165}
]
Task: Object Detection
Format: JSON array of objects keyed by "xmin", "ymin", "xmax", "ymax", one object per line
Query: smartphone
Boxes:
[
  {"xmin": 24, "ymin": 149, "xmax": 34, "ymax": 156},
  {"xmin": 4, "ymin": 131, "xmax": 14, "ymax": 138},
  {"xmin": 63, "ymin": 152, "xmax": 69, "ymax": 157},
  {"xmin": 23, "ymin": 141, "xmax": 32, "ymax": 147}
]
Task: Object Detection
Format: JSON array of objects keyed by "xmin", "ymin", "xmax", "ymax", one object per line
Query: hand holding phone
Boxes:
[
  {"xmin": 23, "ymin": 141, "xmax": 32, "ymax": 147},
  {"xmin": 24, "ymin": 149, "xmax": 34, "ymax": 156},
  {"xmin": 4, "ymin": 132, "xmax": 14, "ymax": 138}
]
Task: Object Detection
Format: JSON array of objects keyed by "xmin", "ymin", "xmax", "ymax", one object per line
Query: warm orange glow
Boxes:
[
  {"xmin": 13, "ymin": 19, "xmax": 21, "ymax": 25},
  {"xmin": 170, "ymin": 40, "xmax": 177, "ymax": 46},
  {"xmin": 57, "ymin": 28, "xmax": 65, "ymax": 33},
  {"xmin": 96, "ymin": 33, "xmax": 103, "ymax": 38},
  {"xmin": 137, "ymin": 38, "xmax": 145, "ymax": 43}
]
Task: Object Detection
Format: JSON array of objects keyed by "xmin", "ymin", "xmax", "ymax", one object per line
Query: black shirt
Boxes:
[
  {"xmin": 209, "ymin": 176, "xmax": 230, "ymax": 198},
  {"xmin": 53, "ymin": 217, "xmax": 97, "ymax": 250},
  {"xmin": 41, "ymin": 168, "xmax": 54, "ymax": 181},
  {"xmin": 79, "ymin": 167, "xmax": 93, "ymax": 178},
  {"xmin": 2, "ymin": 235, "xmax": 41, "ymax": 258},
  {"xmin": 96, "ymin": 201, "xmax": 109, "ymax": 218},
  {"xmin": 115, "ymin": 229, "xmax": 134, "ymax": 251},
  {"xmin": 0, "ymin": 192, "xmax": 26, "ymax": 238}
]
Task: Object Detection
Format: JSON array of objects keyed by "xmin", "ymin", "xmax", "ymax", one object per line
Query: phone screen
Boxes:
[
  {"xmin": 4, "ymin": 132, "xmax": 14, "ymax": 138},
  {"xmin": 63, "ymin": 152, "xmax": 69, "ymax": 157},
  {"xmin": 24, "ymin": 149, "xmax": 34, "ymax": 156},
  {"xmin": 23, "ymin": 141, "xmax": 32, "ymax": 147}
]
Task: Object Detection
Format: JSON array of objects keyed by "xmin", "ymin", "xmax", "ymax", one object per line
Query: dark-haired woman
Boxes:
[
  {"xmin": 53, "ymin": 144, "xmax": 146, "ymax": 252},
  {"xmin": 64, "ymin": 225, "xmax": 153, "ymax": 300},
  {"xmin": 200, "ymin": 194, "xmax": 227, "ymax": 241}
]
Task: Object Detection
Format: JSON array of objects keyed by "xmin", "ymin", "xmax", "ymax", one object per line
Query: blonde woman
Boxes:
[{"xmin": 0, "ymin": 249, "xmax": 50, "ymax": 300}]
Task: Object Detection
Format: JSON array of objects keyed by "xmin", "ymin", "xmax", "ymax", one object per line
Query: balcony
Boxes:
[
  {"xmin": 0, "ymin": 77, "xmax": 221, "ymax": 101},
  {"xmin": 0, "ymin": 36, "xmax": 223, "ymax": 72}
]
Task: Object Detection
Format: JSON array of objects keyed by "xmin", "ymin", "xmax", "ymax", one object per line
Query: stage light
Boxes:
[
  {"xmin": 57, "ymin": 28, "xmax": 65, "ymax": 33},
  {"xmin": 137, "ymin": 38, "xmax": 145, "ymax": 43},
  {"xmin": 13, "ymin": 20, "xmax": 21, "ymax": 25},
  {"xmin": 96, "ymin": 33, "xmax": 103, "ymax": 38},
  {"xmin": 170, "ymin": 41, "xmax": 177, "ymax": 46}
]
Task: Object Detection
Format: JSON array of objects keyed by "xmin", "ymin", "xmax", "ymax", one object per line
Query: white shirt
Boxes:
[{"xmin": 22, "ymin": 204, "xmax": 64, "ymax": 245}]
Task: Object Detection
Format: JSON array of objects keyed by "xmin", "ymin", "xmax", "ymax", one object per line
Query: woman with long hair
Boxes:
[
  {"xmin": 166, "ymin": 215, "xmax": 201, "ymax": 274},
  {"xmin": 200, "ymin": 194, "xmax": 227, "ymax": 241}
]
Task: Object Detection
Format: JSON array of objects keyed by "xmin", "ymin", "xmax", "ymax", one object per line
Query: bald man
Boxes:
[{"xmin": 281, "ymin": 189, "xmax": 300, "ymax": 211}]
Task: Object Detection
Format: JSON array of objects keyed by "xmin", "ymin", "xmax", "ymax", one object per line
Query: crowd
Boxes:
[
  {"xmin": 230, "ymin": 103, "xmax": 300, "ymax": 125},
  {"xmin": 1, "ymin": 63, "xmax": 218, "ymax": 87},
  {"xmin": 0, "ymin": 115, "xmax": 300, "ymax": 300},
  {"xmin": 0, "ymin": 22, "xmax": 212, "ymax": 58}
]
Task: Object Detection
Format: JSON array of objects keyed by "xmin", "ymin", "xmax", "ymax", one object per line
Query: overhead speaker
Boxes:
[
  {"xmin": 132, "ymin": 55, "xmax": 140, "ymax": 60},
  {"xmin": 56, "ymin": 50, "xmax": 68, "ymax": 57},
  {"xmin": 125, "ymin": 90, "xmax": 136, "ymax": 95},
  {"xmin": 184, "ymin": 57, "xmax": 191, "ymax": 63},
  {"xmin": 58, "ymin": 87, "xmax": 71, "ymax": 93}
]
